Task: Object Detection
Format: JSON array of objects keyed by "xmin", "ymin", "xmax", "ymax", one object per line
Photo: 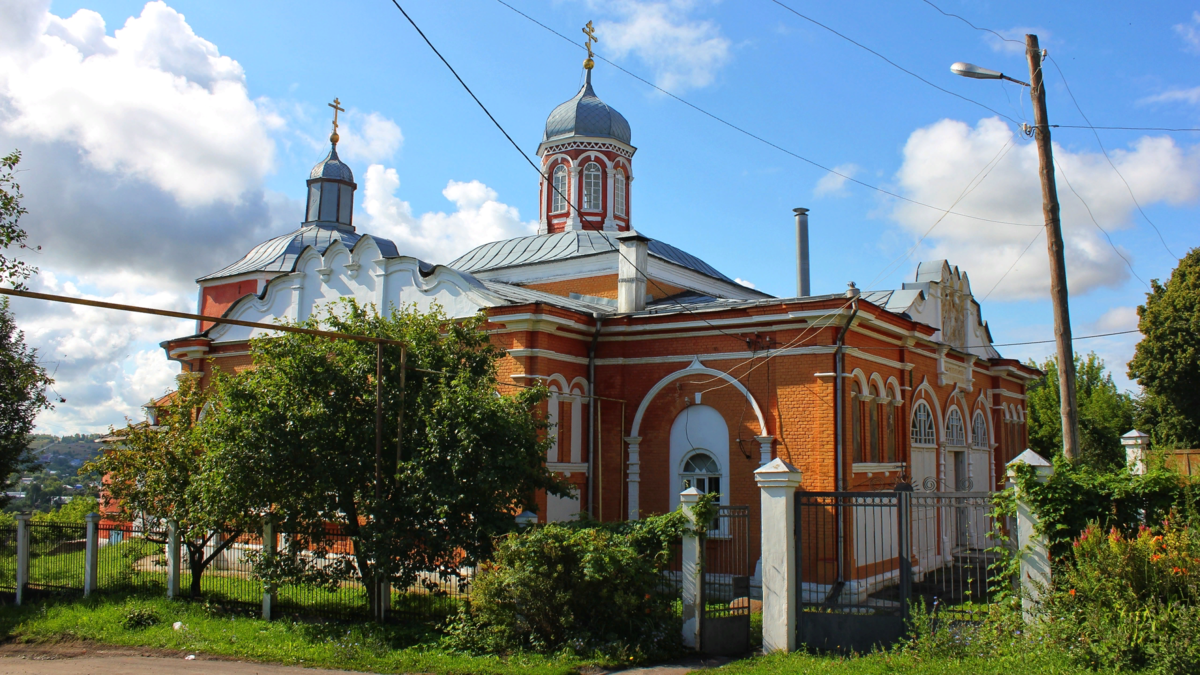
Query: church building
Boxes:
[{"xmin": 162, "ymin": 57, "xmax": 1037, "ymax": 570}]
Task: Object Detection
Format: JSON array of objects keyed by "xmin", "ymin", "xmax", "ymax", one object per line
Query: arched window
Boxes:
[
  {"xmin": 614, "ymin": 171, "xmax": 627, "ymax": 217},
  {"xmin": 911, "ymin": 401, "xmax": 936, "ymax": 446},
  {"xmin": 972, "ymin": 411, "xmax": 988, "ymax": 449},
  {"xmin": 869, "ymin": 385, "xmax": 881, "ymax": 463},
  {"xmin": 886, "ymin": 400, "xmax": 896, "ymax": 462},
  {"xmin": 582, "ymin": 162, "xmax": 602, "ymax": 210},
  {"xmin": 681, "ymin": 451, "xmax": 721, "ymax": 495},
  {"xmin": 850, "ymin": 383, "xmax": 863, "ymax": 462},
  {"xmin": 946, "ymin": 408, "xmax": 966, "ymax": 446},
  {"xmin": 551, "ymin": 166, "xmax": 568, "ymax": 213}
]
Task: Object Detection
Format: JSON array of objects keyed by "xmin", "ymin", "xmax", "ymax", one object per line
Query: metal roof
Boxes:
[
  {"xmin": 543, "ymin": 70, "xmax": 631, "ymax": 145},
  {"xmin": 481, "ymin": 281, "xmax": 614, "ymax": 314},
  {"xmin": 198, "ymin": 224, "xmax": 370, "ymax": 281},
  {"xmin": 309, "ymin": 143, "xmax": 355, "ymax": 183},
  {"xmin": 448, "ymin": 231, "xmax": 738, "ymax": 285}
]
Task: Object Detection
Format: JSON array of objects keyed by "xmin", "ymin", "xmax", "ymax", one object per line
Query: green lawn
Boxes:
[
  {"xmin": 708, "ymin": 649, "xmax": 1094, "ymax": 675},
  {"xmin": 0, "ymin": 593, "xmax": 589, "ymax": 675}
]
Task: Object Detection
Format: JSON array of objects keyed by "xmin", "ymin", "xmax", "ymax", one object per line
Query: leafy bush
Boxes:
[
  {"xmin": 443, "ymin": 508, "xmax": 698, "ymax": 661},
  {"xmin": 121, "ymin": 604, "xmax": 161, "ymax": 630},
  {"xmin": 1040, "ymin": 516, "xmax": 1200, "ymax": 673}
]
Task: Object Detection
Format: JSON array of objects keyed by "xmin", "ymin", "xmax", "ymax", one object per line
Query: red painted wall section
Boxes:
[{"xmin": 200, "ymin": 281, "xmax": 258, "ymax": 332}]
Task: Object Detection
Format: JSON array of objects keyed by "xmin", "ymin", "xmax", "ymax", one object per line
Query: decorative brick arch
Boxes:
[{"xmin": 629, "ymin": 359, "xmax": 766, "ymax": 438}]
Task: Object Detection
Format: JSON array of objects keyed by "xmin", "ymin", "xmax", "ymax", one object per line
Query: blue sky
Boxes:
[{"xmin": 2, "ymin": 0, "xmax": 1198, "ymax": 433}]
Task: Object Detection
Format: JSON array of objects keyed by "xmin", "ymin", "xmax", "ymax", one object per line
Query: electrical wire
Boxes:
[
  {"xmin": 766, "ymin": 0, "xmax": 1021, "ymax": 126},
  {"xmin": 489, "ymin": 0, "xmax": 1044, "ymax": 230},
  {"xmin": 917, "ymin": 0, "xmax": 1024, "ymax": 47},
  {"xmin": 1046, "ymin": 56, "xmax": 1180, "ymax": 260},
  {"xmin": 981, "ymin": 229, "xmax": 1042, "ymax": 302},
  {"xmin": 1052, "ymin": 155, "xmax": 1149, "ymax": 289},
  {"xmin": 385, "ymin": 0, "xmax": 747, "ymax": 344},
  {"xmin": 977, "ymin": 329, "xmax": 1139, "ymax": 349}
]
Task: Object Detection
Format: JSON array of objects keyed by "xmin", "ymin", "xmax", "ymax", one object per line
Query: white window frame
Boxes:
[
  {"xmin": 582, "ymin": 162, "xmax": 602, "ymax": 211},
  {"xmin": 614, "ymin": 171, "xmax": 626, "ymax": 217},
  {"xmin": 551, "ymin": 165, "xmax": 568, "ymax": 214},
  {"xmin": 911, "ymin": 400, "xmax": 937, "ymax": 446},
  {"xmin": 972, "ymin": 411, "xmax": 988, "ymax": 449},
  {"xmin": 945, "ymin": 407, "xmax": 966, "ymax": 447}
]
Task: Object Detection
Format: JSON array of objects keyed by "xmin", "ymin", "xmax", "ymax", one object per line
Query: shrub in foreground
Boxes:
[{"xmin": 443, "ymin": 510, "xmax": 694, "ymax": 661}]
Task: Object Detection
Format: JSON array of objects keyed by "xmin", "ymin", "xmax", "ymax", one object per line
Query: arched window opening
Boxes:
[
  {"xmin": 972, "ymin": 411, "xmax": 988, "ymax": 449},
  {"xmin": 614, "ymin": 171, "xmax": 627, "ymax": 217},
  {"xmin": 551, "ymin": 166, "xmax": 568, "ymax": 213},
  {"xmin": 583, "ymin": 162, "xmax": 602, "ymax": 210},
  {"xmin": 850, "ymin": 383, "xmax": 863, "ymax": 462},
  {"xmin": 681, "ymin": 451, "xmax": 721, "ymax": 496},
  {"xmin": 869, "ymin": 385, "xmax": 881, "ymax": 463},
  {"xmin": 886, "ymin": 401, "xmax": 897, "ymax": 462},
  {"xmin": 911, "ymin": 401, "xmax": 936, "ymax": 446},
  {"xmin": 946, "ymin": 408, "xmax": 966, "ymax": 446}
]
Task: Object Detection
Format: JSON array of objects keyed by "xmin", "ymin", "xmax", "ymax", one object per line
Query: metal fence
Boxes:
[
  {"xmin": 795, "ymin": 486, "xmax": 1004, "ymax": 652},
  {"xmin": 0, "ymin": 526, "xmax": 15, "ymax": 592},
  {"xmin": 96, "ymin": 521, "xmax": 168, "ymax": 594},
  {"xmin": 27, "ymin": 522, "xmax": 88, "ymax": 593}
]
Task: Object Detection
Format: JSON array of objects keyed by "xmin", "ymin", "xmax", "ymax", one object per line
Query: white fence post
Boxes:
[
  {"xmin": 84, "ymin": 512, "xmax": 100, "ymax": 597},
  {"xmin": 262, "ymin": 517, "xmax": 276, "ymax": 620},
  {"xmin": 679, "ymin": 487, "xmax": 704, "ymax": 650},
  {"xmin": 15, "ymin": 514, "xmax": 30, "ymax": 606},
  {"xmin": 754, "ymin": 458, "xmax": 803, "ymax": 654},
  {"xmin": 1121, "ymin": 430, "xmax": 1149, "ymax": 475},
  {"xmin": 1006, "ymin": 449, "xmax": 1053, "ymax": 619},
  {"xmin": 166, "ymin": 519, "xmax": 180, "ymax": 599}
]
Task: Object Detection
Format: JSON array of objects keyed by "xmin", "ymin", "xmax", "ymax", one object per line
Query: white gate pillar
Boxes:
[
  {"xmin": 166, "ymin": 519, "xmax": 181, "ymax": 599},
  {"xmin": 625, "ymin": 436, "xmax": 641, "ymax": 520},
  {"xmin": 1006, "ymin": 449, "xmax": 1053, "ymax": 619},
  {"xmin": 1121, "ymin": 429, "xmax": 1149, "ymax": 475},
  {"xmin": 15, "ymin": 514, "xmax": 30, "ymax": 606},
  {"xmin": 679, "ymin": 487, "xmax": 704, "ymax": 650},
  {"xmin": 755, "ymin": 458, "xmax": 803, "ymax": 653},
  {"xmin": 84, "ymin": 512, "xmax": 100, "ymax": 596}
]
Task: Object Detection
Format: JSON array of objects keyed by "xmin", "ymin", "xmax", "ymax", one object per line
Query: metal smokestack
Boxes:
[{"xmin": 794, "ymin": 207, "xmax": 810, "ymax": 297}]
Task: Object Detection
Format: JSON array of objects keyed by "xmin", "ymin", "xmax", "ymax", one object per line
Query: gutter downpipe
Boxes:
[
  {"xmin": 587, "ymin": 313, "xmax": 603, "ymax": 518},
  {"xmin": 833, "ymin": 286, "xmax": 860, "ymax": 592}
]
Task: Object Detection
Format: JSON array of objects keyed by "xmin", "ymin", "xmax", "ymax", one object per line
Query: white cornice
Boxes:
[
  {"xmin": 506, "ymin": 348, "xmax": 591, "ymax": 366},
  {"xmin": 842, "ymin": 347, "xmax": 915, "ymax": 371}
]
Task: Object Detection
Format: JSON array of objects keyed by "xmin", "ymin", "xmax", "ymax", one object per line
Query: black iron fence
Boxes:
[
  {"xmin": 795, "ymin": 486, "xmax": 1003, "ymax": 652},
  {"xmin": 96, "ymin": 521, "xmax": 168, "ymax": 594},
  {"xmin": 0, "ymin": 525, "xmax": 15, "ymax": 592},
  {"xmin": 27, "ymin": 522, "xmax": 87, "ymax": 593}
]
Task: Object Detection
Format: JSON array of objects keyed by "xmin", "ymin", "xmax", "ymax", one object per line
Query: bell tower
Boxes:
[
  {"xmin": 536, "ymin": 24, "xmax": 635, "ymax": 234},
  {"xmin": 304, "ymin": 98, "xmax": 357, "ymax": 231}
]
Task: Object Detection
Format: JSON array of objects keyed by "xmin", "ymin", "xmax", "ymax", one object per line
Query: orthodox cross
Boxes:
[
  {"xmin": 328, "ymin": 97, "xmax": 344, "ymax": 136},
  {"xmin": 582, "ymin": 21, "xmax": 597, "ymax": 61}
]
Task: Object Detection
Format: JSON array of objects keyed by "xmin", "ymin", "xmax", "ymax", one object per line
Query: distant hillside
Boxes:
[{"xmin": 28, "ymin": 434, "xmax": 104, "ymax": 460}]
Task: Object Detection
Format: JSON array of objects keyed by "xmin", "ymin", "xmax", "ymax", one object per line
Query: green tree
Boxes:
[
  {"xmin": 0, "ymin": 298, "xmax": 52, "ymax": 507},
  {"xmin": 1129, "ymin": 247, "xmax": 1200, "ymax": 448},
  {"xmin": 1, "ymin": 150, "xmax": 37, "ymax": 288},
  {"xmin": 1026, "ymin": 352, "xmax": 1135, "ymax": 469},
  {"xmin": 200, "ymin": 300, "xmax": 565, "ymax": 613},
  {"xmin": 85, "ymin": 378, "xmax": 247, "ymax": 597}
]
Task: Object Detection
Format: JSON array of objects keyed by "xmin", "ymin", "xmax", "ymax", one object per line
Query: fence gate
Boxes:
[
  {"xmin": 700, "ymin": 505, "xmax": 751, "ymax": 655},
  {"xmin": 794, "ymin": 485, "xmax": 1000, "ymax": 653}
]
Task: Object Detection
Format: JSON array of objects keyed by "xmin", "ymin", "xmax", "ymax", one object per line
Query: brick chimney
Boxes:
[{"xmin": 616, "ymin": 230, "xmax": 650, "ymax": 313}]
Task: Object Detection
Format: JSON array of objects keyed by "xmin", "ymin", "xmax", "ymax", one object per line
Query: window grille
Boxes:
[
  {"xmin": 614, "ymin": 172, "xmax": 626, "ymax": 217},
  {"xmin": 551, "ymin": 166, "xmax": 568, "ymax": 213},
  {"xmin": 972, "ymin": 411, "xmax": 988, "ymax": 448},
  {"xmin": 582, "ymin": 162, "xmax": 602, "ymax": 210},
  {"xmin": 946, "ymin": 408, "xmax": 966, "ymax": 446},
  {"xmin": 911, "ymin": 401, "xmax": 936, "ymax": 446}
]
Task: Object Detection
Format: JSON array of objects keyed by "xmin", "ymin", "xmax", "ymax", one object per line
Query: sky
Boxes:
[{"xmin": 1, "ymin": 0, "xmax": 1198, "ymax": 434}]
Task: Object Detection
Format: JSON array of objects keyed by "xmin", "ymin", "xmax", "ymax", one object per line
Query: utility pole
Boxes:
[{"xmin": 1026, "ymin": 33, "xmax": 1080, "ymax": 461}]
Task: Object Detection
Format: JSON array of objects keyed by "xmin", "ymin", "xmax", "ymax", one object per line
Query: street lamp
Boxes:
[{"xmin": 952, "ymin": 34, "xmax": 1082, "ymax": 463}]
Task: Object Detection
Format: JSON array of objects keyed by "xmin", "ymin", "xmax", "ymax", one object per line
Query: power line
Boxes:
[
  {"xmin": 1046, "ymin": 56, "xmax": 1180, "ymax": 261},
  {"xmin": 985, "ymin": 329, "xmax": 1139, "ymax": 348},
  {"xmin": 766, "ymin": 0, "xmax": 1021, "ymax": 126},
  {"xmin": 1052, "ymin": 155, "xmax": 1148, "ymax": 289},
  {"xmin": 917, "ymin": 0, "xmax": 1024, "ymax": 47},
  {"xmin": 1054, "ymin": 125, "xmax": 1200, "ymax": 133},
  {"xmin": 981, "ymin": 229, "xmax": 1041, "ymax": 301},
  {"xmin": 489, "ymin": 0, "xmax": 1044, "ymax": 230},
  {"xmin": 385, "ymin": 0, "xmax": 747, "ymax": 344}
]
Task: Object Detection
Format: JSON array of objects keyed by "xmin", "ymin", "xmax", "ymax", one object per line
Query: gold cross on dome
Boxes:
[
  {"xmin": 582, "ymin": 20, "xmax": 598, "ymax": 60},
  {"xmin": 328, "ymin": 97, "xmax": 345, "ymax": 134}
]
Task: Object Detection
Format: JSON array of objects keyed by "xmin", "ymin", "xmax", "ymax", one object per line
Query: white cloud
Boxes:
[
  {"xmin": 984, "ymin": 26, "xmax": 1048, "ymax": 55},
  {"xmin": 0, "ymin": 1, "xmax": 278, "ymax": 207},
  {"xmin": 1093, "ymin": 306, "xmax": 1139, "ymax": 333},
  {"xmin": 362, "ymin": 166, "xmax": 537, "ymax": 264},
  {"xmin": 1142, "ymin": 86, "xmax": 1200, "ymax": 106},
  {"xmin": 734, "ymin": 278, "xmax": 756, "ymax": 289},
  {"xmin": 8, "ymin": 270, "xmax": 190, "ymax": 434},
  {"xmin": 1175, "ymin": 11, "xmax": 1200, "ymax": 53},
  {"xmin": 336, "ymin": 110, "xmax": 403, "ymax": 163},
  {"xmin": 891, "ymin": 117, "xmax": 1200, "ymax": 300},
  {"xmin": 813, "ymin": 164, "xmax": 859, "ymax": 198},
  {"xmin": 592, "ymin": 0, "xmax": 731, "ymax": 92}
]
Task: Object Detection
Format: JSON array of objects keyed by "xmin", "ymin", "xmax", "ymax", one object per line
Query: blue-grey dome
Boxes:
[
  {"xmin": 309, "ymin": 144, "xmax": 354, "ymax": 183},
  {"xmin": 543, "ymin": 71, "xmax": 631, "ymax": 145}
]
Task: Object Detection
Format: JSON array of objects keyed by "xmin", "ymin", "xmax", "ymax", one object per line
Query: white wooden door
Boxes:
[{"xmin": 910, "ymin": 448, "xmax": 940, "ymax": 574}]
